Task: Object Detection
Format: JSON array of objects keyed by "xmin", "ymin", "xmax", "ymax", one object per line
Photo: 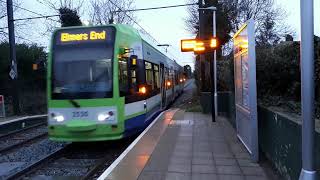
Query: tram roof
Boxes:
[{"xmin": 114, "ymin": 24, "xmax": 181, "ymax": 67}]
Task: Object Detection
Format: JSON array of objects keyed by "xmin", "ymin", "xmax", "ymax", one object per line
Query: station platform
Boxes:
[
  {"xmin": 0, "ymin": 114, "xmax": 46, "ymax": 125},
  {"xmin": 98, "ymin": 109, "xmax": 274, "ymax": 180},
  {"xmin": 0, "ymin": 114, "xmax": 47, "ymax": 135}
]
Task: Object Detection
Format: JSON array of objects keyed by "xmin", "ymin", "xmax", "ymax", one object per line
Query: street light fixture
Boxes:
[
  {"xmin": 198, "ymin": 6, "xmax": 217, "ymax": 11},
  {"xmin": 157, "ymin": 44, "xmax": 171, "ymax": 53}
]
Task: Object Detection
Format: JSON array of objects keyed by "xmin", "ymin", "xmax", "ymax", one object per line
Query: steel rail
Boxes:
[{"xmin": 81, "ymin": 155, "xmax": 112, "ymax": 180}]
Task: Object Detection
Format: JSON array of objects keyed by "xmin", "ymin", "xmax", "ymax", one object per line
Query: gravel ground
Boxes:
[
  {"xmin": 0, "ymin": 138, "xmax": 66, "ymax": 179},
  {"xmin": 25, "ymin": 139, "xmax": 133, "ymax": 179},
  {"xmin": 89, "ymin": 137, "xmax": 138, "ymax": 179},
  {"xmin": 0, "ymin": 139, "xmax": 65, "ymax": 163},
  {"xmin": 0, "ymin": 124, "xmax": 47, "ymax": 152}
]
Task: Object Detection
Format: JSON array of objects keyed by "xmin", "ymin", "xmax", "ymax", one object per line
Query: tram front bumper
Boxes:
[{"xmin": 48, "ymin": 120, "xmax": 124, "ymax": 142}]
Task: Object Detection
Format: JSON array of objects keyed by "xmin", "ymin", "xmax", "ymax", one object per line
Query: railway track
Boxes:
[
  {"xmin": 6, "ymin": 139, "xmax": 133, "ymax": 180},
  {"xmin": 0, "ymin": 123, "xmax": 48, "ymax": 154}
]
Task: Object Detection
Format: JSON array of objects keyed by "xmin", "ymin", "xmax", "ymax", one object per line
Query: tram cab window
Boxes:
[
  {"xmin": 130, "ymin": 69, "xmax": 138, "ymax": 94},
  {"xmin": 153, "ymin": 64, "xmax": 160, "ymax": 91},
  {"xmin": 131, "ymin": 70, "xmax": 137, "ymax": 84},
  {"xmin": 145, "ymin": 61, "xmax": 154, "ymax": 90},
  {"xmin": 119, "ymin": 56, "xmax": 139, "ymax": 97},
  {"xmin": 119, "ymin": 58, "xmax": 128, "ymax": 96}
]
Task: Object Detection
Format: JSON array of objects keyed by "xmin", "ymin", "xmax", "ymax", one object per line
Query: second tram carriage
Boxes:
[{"xmin": 47, "ymin": 24, "xmax": 185, "ymax": 142}]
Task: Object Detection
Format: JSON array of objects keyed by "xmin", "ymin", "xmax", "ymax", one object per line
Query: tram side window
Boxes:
[
  {"xmin": 119, "ymin": 58, "xmax": 128, "ymax": 96},
  {"xmin": 153, "ymin": 64, "xmax": 160, "ymax": 91},
  {"xmin": 145, "ymin": 61, "xmax": 154, "ymax": 90}
]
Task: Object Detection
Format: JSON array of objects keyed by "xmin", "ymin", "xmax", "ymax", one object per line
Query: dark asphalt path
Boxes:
[{"xmin": 171, "ymin": 79, "xmax": 196, "ymax": 109}]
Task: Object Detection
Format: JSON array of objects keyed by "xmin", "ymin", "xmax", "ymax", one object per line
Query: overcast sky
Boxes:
[{"xmin": 1, "ymin": 0, "xmax": 319, "ymax": 69}]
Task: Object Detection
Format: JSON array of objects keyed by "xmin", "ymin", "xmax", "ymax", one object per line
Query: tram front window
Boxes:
[{"xmin": 52, "ymin": 46, "xmax": 113, "ymax": 99}]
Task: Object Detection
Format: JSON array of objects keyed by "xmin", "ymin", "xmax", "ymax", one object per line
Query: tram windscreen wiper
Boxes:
[{"xmin": 69, "ymin": 99, "xmax": 81, "ymax": 108}]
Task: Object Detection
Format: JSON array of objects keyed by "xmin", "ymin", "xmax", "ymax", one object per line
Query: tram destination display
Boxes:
[{"xmin": 55, "ymin": 27, "xmax": 115, "ymax": 46}]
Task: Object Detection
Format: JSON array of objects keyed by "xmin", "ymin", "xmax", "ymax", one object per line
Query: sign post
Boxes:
[
  {"xmin": 0, "ymin": 95, "xmax": 5, "ymax": 118},
  {"xmin": 181, "ymin": 37, "xmax": 218, "ymax": 122},
  {"xmin": 198, "ymin": 6, "xmax": 218, "ymax": 122},
  {"xmin": 7, "ymin": 0, "xmax": 20, "ymax": 114},
  {"xmin": 233, "ymin": 19, "xmax": 258, "ymax": 162}
]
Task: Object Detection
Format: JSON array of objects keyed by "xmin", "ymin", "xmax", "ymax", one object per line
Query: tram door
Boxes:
[{"xmin": 160, "ymin": 63, "xmax": 166, "ymax": 109}]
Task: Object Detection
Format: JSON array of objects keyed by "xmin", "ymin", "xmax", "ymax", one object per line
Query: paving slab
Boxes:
[
  {"xmin": 214, "ymin": 158, "xmax": 238, "ymax": 166},
  {"xmin": 191, "ymin": 173, "xmax": 218, "ymax": 180},
  {"xmin": 165, "ymin": 172, "xmax": 191, "ymax": 180},
  {"xmin": 217, "ymin": 165, "xmax": 242, "ymax": 175}
]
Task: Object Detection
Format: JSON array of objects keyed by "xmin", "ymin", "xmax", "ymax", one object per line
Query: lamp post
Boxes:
[
  {"xmin": 299, "ymin": 0, "xmax": 316, "ymax": 179},
  {"xmin": 198, "ymin": 6, "xmax": 217, "ymax": 122}
]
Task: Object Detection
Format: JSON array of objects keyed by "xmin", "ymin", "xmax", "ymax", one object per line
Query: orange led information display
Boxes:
[
  {"xmin": 181, "ymin": 38, "xmax": 218, "ymax": 53},
  {"xmin": 210, "ymin": 39, "xmax": 217, "ymax": 48}
]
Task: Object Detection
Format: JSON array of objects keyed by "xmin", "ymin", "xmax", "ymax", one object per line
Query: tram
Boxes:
[{"xmin": 47, "ymin": 24, "xmax": 185, "ymax": 142}]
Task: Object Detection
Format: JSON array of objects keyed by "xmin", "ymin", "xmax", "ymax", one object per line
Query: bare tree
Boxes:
[
  {"xmin": 185, "ymin": 0, "xmax": 199, "ymax": 34},
  {"xmin": 228, "ymin": 0, "xmax": 281, "ymax": 31},
  {"xmin": 185, "ymin": 0, "xmax": 293, "ymax": 45},
  {"xmin": 0, "ymin": 0, "xmax": 24, "ymax": 41},
  {"xmin": 34, "ymin": 0, "xmax": 84, "ymax": 34},
  {"xmin": 90, "ymin": 0, "xmax": 136, "ymax": 25},
  {"xmin": 0, "ymin": 1, "xmax": 6, "ymax": 20},
  {"xmin": 36, "ymin": 0, "xmax": 84, "ymax": 13},
  {"xmin": 0, "ymin": 2, "xmax": 7, "ymax": 39}
]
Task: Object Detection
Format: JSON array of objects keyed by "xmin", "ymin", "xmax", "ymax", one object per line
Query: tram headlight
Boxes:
[
  {"xmin": 98, "ymin": 111, "xmax": 114, "ymax": 121},
  {"xmin": 52, "ymin": 113, "xmax": 65, "ymax": 122},
  {"xmin": 139, "ymin": 86, "xmax": 147, "ymax": 94}
]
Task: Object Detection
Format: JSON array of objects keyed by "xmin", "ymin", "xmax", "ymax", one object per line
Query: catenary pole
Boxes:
[
  {"xmin": 299, "ymin": 0, "xmax": 316, "ymax": 179},
  {"xmin": 6, "ymin": 0, "xmax": 20, "ymax": 114}
]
